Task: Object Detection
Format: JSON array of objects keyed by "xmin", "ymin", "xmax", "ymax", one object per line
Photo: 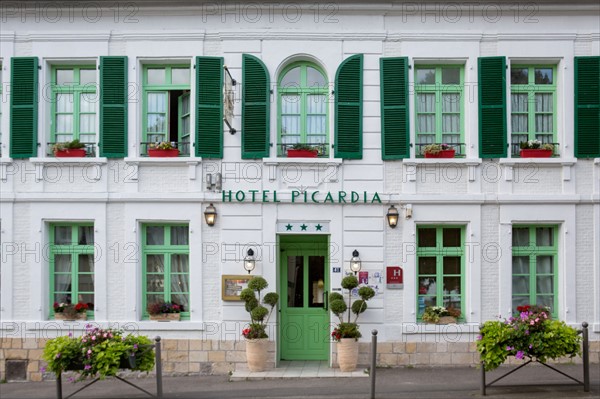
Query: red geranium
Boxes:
[{"xmin": 74, "ymin": 302, "xmax": 89, "ymax": 313}]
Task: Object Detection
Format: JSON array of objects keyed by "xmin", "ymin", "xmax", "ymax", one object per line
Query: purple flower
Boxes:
[
  {"xmin": 68, "ymin": 332, "xmax": 72, "ymax": 337},
  {"xmin": 525, "ymin": 330, "xmax": 529, "ymax": 335},
  {"xmin": 506, "ymin": 346, "xmax": 513, "ymax": 351},
  {"xmin": 529, "ymin": 344, "xmax": 533, "ymax": 349},
  {"xmin": 84, "ymin": 364, "xmax": 91, "ymax": 370},
  {"xmin": 55, "ymin": 353, "xmax": 61, "ymax": 359},
  {"xmin": 133, "ymin": 344, "xmax": 138, "ymax": 350},
  {"xmin": 515, "ymin": 351, "xmax": 524, "ymax": 359},
  {"xmin": 40, "ymin": 366, "xmax": 46, "ymax": 373},
  {"xmin": 476, "ymin": 335, "xmax": 482, "ymax": 341}
]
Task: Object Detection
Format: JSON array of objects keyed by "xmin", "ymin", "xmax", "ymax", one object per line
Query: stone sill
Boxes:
[
  {"xmin": 402, "ymin": 323, "xmax": 480, "ymax": 334},
  {"xmin": 30, "ymin": 157, "xmax": 108, "ymax": 165},
  {"xmin": 263, "ymin": 157, "xmax": 343, "ymax": 166},
  {"xmin": 0, "ymin": 321, "xmax": 205, "ymax": 332},
  {"xmin": 125, "ymin": 157, "xmax": 200, "ymax": 166},
  {"xmin": 403, "ymin": 158, "xmax": 482, "ymax": 166},
  {"xmin": 499, "ymin": 157, "xmax": 576, "ymax": 166}
]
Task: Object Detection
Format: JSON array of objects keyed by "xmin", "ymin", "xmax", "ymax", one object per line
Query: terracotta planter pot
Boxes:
[
  {"xmin": 519, "ymin": 149, "xmax": 552, "ymax": 158},
  {"xmin": 54, "ymin": 312, "xmax": 87, "ymax": 321},
  {"xmin": 287, "ymin": 149, "xmax": 318, "ymax": 158},
  {"xmin": 149, "ymin": 313, "xmax": 180, "ymax": 321},
  {"xmin": 148, "ymin": 148, "xmax": 180, "ymax": 158},
  {"xmin": 437, "ymin": 316, "xmax": 457, "ymax": 325},
  {"xmin": 336, "ymin": 338, "xmax": 359, "ymax": 372},
  {"xmin": 54, "ymin": 149, "xmax": 87, "ymax": 158},
  {"xmin": 245, "ymin": 338, "xmax": 269, "ymax": 372},
  {"xmin": 424, "ymin": 149, "xmax": 455, "ymax": 158}
]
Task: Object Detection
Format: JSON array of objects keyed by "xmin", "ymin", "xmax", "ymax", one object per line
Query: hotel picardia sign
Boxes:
[{"xmin": 222, "ymin": 190, "xmax": 382, "ymax": 204}]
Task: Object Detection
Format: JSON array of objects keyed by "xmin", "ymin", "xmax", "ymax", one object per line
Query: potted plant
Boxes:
[
  {"xmin": 52, "ymin": 139, "xmax": 87, "ymax": 158},
  {"xmin": 477, "ymin": 304, "xmax": 581, "ymax": 371},
  {"xmin": 286, "ymin": 143, "xmax": 319, "ymax": 158},
  {"xmin": 53, "ymin": 302, "xmax": 89, "ymax": 321},
  {"xmin": 239, "ymin": 276, "xmax": 279, "ymax": 372},
  {"xmin": 42, "ymin": 324, "xmax": 155, "ymax": 381},
  {"xmin": 519, "ymin": 140, "xmax": 554, "ymax": 158},
  {"xmin": 423, "ymin": 143, "xmax": 455, "ymax": 158},
  {"xmin": 147, "ymin": 301, "xmax": 182, "ymax": 321},
  {"xmin": 422, "ymin": 305, "xmax": 461, "ymax": 324},
  {"xmin": 329, "ymin": 275, "xmax": 375, "ymax": 372},
  {"xmin": 148, "ymin": 141, "xmax": 180, "ymax": 157}
]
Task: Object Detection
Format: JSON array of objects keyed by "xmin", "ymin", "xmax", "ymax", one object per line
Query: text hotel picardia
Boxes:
[{"xmin": 222, "ymin": 190, "xmax": 383, "ymax": 204}]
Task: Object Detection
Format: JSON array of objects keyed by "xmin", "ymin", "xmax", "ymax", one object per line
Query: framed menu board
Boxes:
[{"xmin": 222, "ymin": 275, "xmax": 252, "ymax": 301}]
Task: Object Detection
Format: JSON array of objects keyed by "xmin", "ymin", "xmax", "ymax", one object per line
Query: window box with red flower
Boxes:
[
  {"xmin": 147, "ymin": 301, "xmax": 182, "ymax": 321},
  {"xmin": 53, "ymin": 302, "xmax": 89, "ymax": 321}
]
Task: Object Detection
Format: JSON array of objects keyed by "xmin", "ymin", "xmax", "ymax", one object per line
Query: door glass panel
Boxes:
[
  {"xmin": 418, "ymin": 228, "xmax": 436, "ymax": 247},
  {"xmin": 418, "ymin": 257, "xmax": 436, "ymax": 275},
  {"xmin": 308, "ymin": 256, "xmax": 325, "ymax": 307},
  {"xmin": 443, "ymin": 257, "xmax": 460, "ymax": 274},
  {"xmin": 443, "ymin": 228, "xmax": 461, "ymax": 247},
  {"xmin": 287, "ymin": 256, "xmax": 304, "ymax": 307}
]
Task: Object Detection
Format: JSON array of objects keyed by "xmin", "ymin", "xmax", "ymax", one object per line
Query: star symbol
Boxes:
[
  {"xmin": 300, "ymin": 224, "xmax": 308, "ymax": 231},
  {"xmin": 315, "ymin": 224, "xmax": 323, "ymax": 231},
  {"xmin": 286, "ymin": 224, "xmax": 293, "ymax": 231}
]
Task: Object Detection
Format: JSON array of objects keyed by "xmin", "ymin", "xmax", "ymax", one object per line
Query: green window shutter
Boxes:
[
  {"xmin": 380, "ymin": 57, "xmax": 409, "ymax": 159},
  {"xmin": 242, "ymin": 54, "xmax": 270, "ymax": 159},
  {"xmin": 574, "ymin": 56, "xmax": 600, "ymax": 158},
  {"xmin": 335, "ymin": 54, "xmax": 363, "ymax": 159},
  {"xmin": 99, "ymin": 56, "xmax": 128, "ymax": 158},
  {"xmin": 478, "ymin": 56, "xmax": 507, "ymax": 158},
  {"xmin": 196, "ymin": 56, "xmax": 224, "ymax": 158},
  {"xmin": 10, "ymin": 57, "xmax": 38, "ymax": 158}
]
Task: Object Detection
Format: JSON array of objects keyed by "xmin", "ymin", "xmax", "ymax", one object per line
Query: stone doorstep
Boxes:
[{"xmin": 229, "ymin": 361, "xmax": 369, "ymax": 380}]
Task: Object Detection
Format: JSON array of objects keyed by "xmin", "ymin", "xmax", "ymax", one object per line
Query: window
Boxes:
[
  {"xmin": 51, "ymin": 66, "xmax": 97, "ymax": 155},
  {"xmin": 278, "ymin": 62, "xmax": 329, "ymax": 157},
  {"xmin": 414, "ymin": 66, "xmax": 464, "ymax": 156},
  {"xmin": 142, "ymin": 65, "xmax": 191, "ymax": 156},
  {"xmin": 510, "ymin": 65, "xmax": 557, "ymax": 156},
  {"xmin": 416, "ymin": 226, "xmax": 465, "ymax": 320},
  {"xmin": 142, "ymin": 224, "xmax": 190, "ymax": 320},
  {"xmin": 512, "ymin": 225, "xmax": 558, "ymax": 317},
  {"xmin": 49, "ymin": 224, "xmax": 95, "ymax": 318}
]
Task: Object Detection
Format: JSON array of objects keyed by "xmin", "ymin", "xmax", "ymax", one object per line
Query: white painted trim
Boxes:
[{"xmin": 401, "ymin": 322, "xmax": 480, "ymax": 334}]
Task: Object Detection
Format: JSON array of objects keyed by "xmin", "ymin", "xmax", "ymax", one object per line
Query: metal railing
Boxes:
[
  {"xmin": 415, "ymin": 142, "xmax": 466, "ymax": 157},
  {"xmin": 278, "ymin": 142, "xmax": 330, "ymax": 158},
  {"xmin": 140, "ymin": 142, "xmax": 191, "ymax": 157},
  {"xmin": 47, "ymin": 142, "xmax": 97, "ymax": 157}
]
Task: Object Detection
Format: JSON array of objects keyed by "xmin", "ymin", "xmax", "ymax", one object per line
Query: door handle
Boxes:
[{"xmin": 323, "ymin": 290, "xmax": 328, "ymax": 311}]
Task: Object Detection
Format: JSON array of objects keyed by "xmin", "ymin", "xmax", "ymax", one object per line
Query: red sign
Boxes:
[
  {"xmin": 386, "ymin": 266, "xmax": 403, "ymax": 288},
  {"xmin": 358, "ymin": 271, "xmax": 369, "ymax": 285}
]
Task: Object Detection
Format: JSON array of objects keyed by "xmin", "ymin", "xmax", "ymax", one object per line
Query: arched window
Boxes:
[{"xmin": 278, "ymin": 62, "xmax": 329, "ymax": 157}]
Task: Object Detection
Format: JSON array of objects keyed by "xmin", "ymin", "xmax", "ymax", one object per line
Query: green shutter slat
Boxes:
[
  {"xmin": 196, "ymin": 56, "xmax": 224, "ymax": 158},
  {"xmin": 574, "ymin": 56, "xmax": 600, "ymax": 158},
  {"xmin": 478, "ymin": 56, "xmax": 507, "ymax": 158},
  {"xmin": 242, "ymin": 54, "xmax": 270, "ymax": 159},
  {"xmin": 335, "ymin": 54, "xmax": 363, "ymax": 159},
  {"xmin": 10, "ymin": 57, "xmax": 38, "ymax": 158},
  {"xmin": 100, "ymin": 56, "xmax": 128, "ymax": 158},
  {"xmin": 380, "ymin": 57, "xmax": 409, "ymax": 160}
]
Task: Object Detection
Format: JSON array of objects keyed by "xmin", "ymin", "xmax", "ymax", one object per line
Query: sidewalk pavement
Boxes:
[{"xmin": 1, "ymin": 364, "xmax": 598, "ymax": 399}]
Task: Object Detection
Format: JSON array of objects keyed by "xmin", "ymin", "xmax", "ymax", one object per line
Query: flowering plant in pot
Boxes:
[
  {"xmin": 329, "ymin": 275, "xmax": 375, "ymax": 372},
  {"xmin": 287, "ymin": 143, "xmax": 319, "ymax": 158},
  {"xmin": 52, "ymin": 139, "xmax": 87, "ymax": 158},
  {"xmin": 42, "ymin": 324, "xmax": 155, "ymax": 381},
  {"xmin": 147, "ymin": 301, "xmax": 182, "ymax": 321},
  {"xmin": 477, "ymin": 304, "xmax": 581, "ymax": 371},
  {"xmin": 239, "ymin": 276, "xmax": 279, "ymax": 371},
  {"xmin": 423, "ymin": 143, "xmax": 455, "ymax": 158},
  {"xmin": 519, "ymin": 140, "xmax": 554, "ymax": 158},
  {"xmin": 148, "ymin": 141, "xmax": 179, "ymax": 157},
  {"xmin": 422, "ymin": 305, "xmax": 461, "ymax": 324},
  {"xmin": 53, "ymin": 302, "xmax": 89, "ymax": 321}
]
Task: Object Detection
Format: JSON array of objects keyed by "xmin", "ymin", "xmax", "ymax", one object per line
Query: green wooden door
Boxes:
[{"xmin": 280, "ymin": 243, "xmax": 330, "ymax": 360}]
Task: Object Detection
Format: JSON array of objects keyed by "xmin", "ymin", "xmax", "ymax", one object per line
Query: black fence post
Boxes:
[
  {"xmin": 155, "ymin": 336, "xmax": 163, "ymax": 399},
  {"xmin": 481, "ymin": 361, "xmax": 486, "ymax": 396},
  {"xmin": 56, "ymin": 372, "xmax": 62, "ymax": 399},
  {"xmin": 370, "ymin": 329, "xmax": 378, "ymax": 399},
  {"xmin": 582, "ymin": 322, "xmax": 589, "ymax": 392}
]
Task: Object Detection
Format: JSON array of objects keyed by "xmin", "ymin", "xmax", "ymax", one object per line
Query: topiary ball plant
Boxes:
[
  {"xmin": 329, "ymin": 275, "xmax": 375, "ymax": 341},
  {"xmin": 240, "ymin": 276, "xmax": 279, "ymax": 339}
]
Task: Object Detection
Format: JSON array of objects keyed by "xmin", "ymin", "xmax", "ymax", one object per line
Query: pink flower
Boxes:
[
  {"xmin": 515, "ymin": 351, "xmax": 524, "ymax": 359},
  {"xmin": 530, "ymin": 320, "xmax": 535, "ymax": 325},
  {"xmin": 91, "ymin": 336, "xmax": 96, "ymax": 341}
]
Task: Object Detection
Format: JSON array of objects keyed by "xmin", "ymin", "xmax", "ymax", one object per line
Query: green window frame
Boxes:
[
  {"xmin": 512, "ymin": 225, "xmax": 558, "ymax": 317},
  {"xmin": 510, "ymin": 65, "xmax": 557, "ymax": 155},
  {"xmin": 277, "ymin": 62, "xmax": 329, "ymax": 157},
  {"xmin": 49, "ymin": 223, "xmax": 95, "ymax": 319},
  {"xmin": 51, "ymin": 66, "xmax": 97, "ymax": 153},
  {"xmin": 142, "ymin": 224, "xmax": 190, "ymax": 320},
  {"xmin": 142, "ymin": 65, "xmax": 191, "ymax": 156},
  {"xmin": 416, "ymin": 226, "xmax": 465, "ymax": 321},
  {"xmin": 414, "ymin": 65, "xmax": 464, "ymax": 157}
]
